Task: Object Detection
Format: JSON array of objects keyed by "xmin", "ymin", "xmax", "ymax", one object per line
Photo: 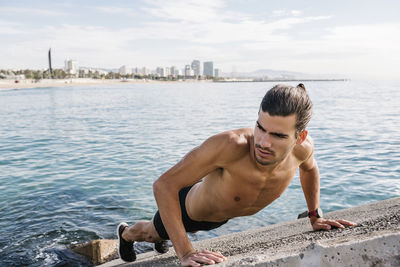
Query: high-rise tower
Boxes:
[
  {"xmin": 48, "ymin": 48, "xmax": 53, "ymax": 78},
  {"xmin": 191, "ymin": 60, "xmax": 201, "ymax": 76},
  {"xmin": 203, "ymin": 61, "xmax": 214, "ymax": 77}
]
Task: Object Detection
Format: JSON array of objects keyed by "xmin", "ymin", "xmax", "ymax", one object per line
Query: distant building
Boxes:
[
  {"xmin": 203, "ymin": 61, "xmax": 213, "ymax": 77},
  {"xmin": 170, "ymin": 66, "xmax": 178, "ymax": 77},
  {"xmin": 119, "ymin": 65, "xmax": 132, "ymax": 75},
  {"xmin": 165, "ymin": 67, "xmax": 171, "ymax": 76},
  {"xmin": 156, "ymin": 67, "xmax": 165, "ymax": 77},
  {"xmin": 142, "ymin": 67, "xmax": 150, "ymax": 75},
  {"xmin": 64, "ymin": 59, "xmax": 79, "ymax": 77},
  {"xmin": 191, "ymin": 60, "xmax": 201, "ymax": 76},
  {"xmin": 184, "ymin": 65, "xmax": 194, "ymax": 77},
  {"xmin": 214, "ymin": 68, "xmax": 220, "ymax": 78},
  {"xmin": 48, "ymin": 48, "xmax": 53, "ymax": 78},
  {"xmin": 98, "ymin": 69, "xmax": 108, "ymax": 76}
]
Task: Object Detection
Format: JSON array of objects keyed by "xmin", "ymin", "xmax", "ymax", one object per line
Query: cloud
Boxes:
[
  {"xmin": 0, "ymin": 23, "xmax": 141, "ymax": 68},
  {"xmin": 273, "ymin": 9, "xmax": 304, "ymax": 17},
  {"xmin": 1, "ymin": 7, "xmax": 68, "ymax": 16},
  {"xmin": 127, "ymin": 3, "xmax": 332, "ymax": 44},
  {"xmin": 324, "ymin": 23, "xmax": 400, "ymax": 47},
  {"xmin": 142, "ymin": 0, "xmax": 227, "ymax": 23},
  {"xmin": 236, "ymin": 22, "xmax": 400, "ymax": 79},
  {"xmin": 265, "ymin": 15, "xmax": 332, "ymax": 31},
  {"xmin": 0, "ymin": 20, "xmax": 25, "ymax": 34},
  {"xmin": 291, "ymin": 10, "xmax": 303, "ymax": 16},
  {"xmin": 95, "ymin": 6, "xmax": 138, "ymax": 16},
  {"xmin": 0, "ymin": 2, "xmax": 334, "ymax": 70}
]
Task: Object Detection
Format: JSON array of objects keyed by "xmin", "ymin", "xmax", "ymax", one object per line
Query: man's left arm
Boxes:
[{"xmin": 299, "ymin": 138, "xmax": 356, "ymax": 230}]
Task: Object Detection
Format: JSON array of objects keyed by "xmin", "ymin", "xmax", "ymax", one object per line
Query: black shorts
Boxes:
[{"xmin": 153, "ymin": 185, "xmax": 228, "ymax": 240}]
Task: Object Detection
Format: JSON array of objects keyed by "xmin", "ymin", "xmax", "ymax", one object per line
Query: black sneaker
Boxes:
[
  {"xmin": 154, "ymin": 240, "xmax": 169, "ymax": 254},
  {"xmin": 117, "ymin": 222, "xmax": 136, "ymax": 262}
]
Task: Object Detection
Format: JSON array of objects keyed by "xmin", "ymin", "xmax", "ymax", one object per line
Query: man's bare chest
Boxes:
[
  {"xmin": 190, "ymin": 155, "xmax": 301, "ymax": 220},
  {"xmin": 219, "ymin": 160, "xmax": 298, "ymax": 211}
]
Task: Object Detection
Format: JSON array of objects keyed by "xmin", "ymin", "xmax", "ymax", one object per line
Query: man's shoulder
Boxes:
[
  {"xmin": 213, "ymin": 128, "xmax": 253, "ymax": 147},
  {"xmin": 205, "ymin": 128, "xmax": 253, "ymax": 161},
  {"xmin": 293, "ymin": 135, "xmax": 314, "ymax": 163}
]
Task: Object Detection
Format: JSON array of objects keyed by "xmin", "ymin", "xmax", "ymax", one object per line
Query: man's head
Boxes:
[
  {"xmin": 260, "ymin": 83, "xmax": 313, "ymax": 136},
  {"xmin": 254, "ymin": 84, "xmax": 313, "ymax": 166}
]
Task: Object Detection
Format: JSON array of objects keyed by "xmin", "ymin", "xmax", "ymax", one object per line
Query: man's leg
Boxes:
[
  {"xmin": 117, "ymin": 219, "xmax": 169, "ymax": 262},
  {"xmin": 122, "ymin": 219, "xmax": 163, "ymax": 243}
]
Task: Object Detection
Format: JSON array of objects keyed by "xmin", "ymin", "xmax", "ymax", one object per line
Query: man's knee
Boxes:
[
  {"xmin": 147, "ymin": 219, "xmax": 163, "ymax": 242},
  {"xmin": 131, "ymin": 220, "xmax": 162, "ymax": 242}
]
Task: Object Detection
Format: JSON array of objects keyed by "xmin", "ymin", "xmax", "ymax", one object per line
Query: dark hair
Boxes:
[{"xmin": 260, "ymin": 83, "xmax": 313, "ymax": 134}]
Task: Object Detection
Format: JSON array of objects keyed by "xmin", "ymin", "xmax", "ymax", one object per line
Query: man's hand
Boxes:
[
  {"xmin": 311, "ymin": 217, "xmax": 357, "ymax": 231},
  {"xmin": 181, "ymin": 250, "xmax": 227, "ymax": 267}
]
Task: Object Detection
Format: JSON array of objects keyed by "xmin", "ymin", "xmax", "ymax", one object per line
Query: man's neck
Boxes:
[
  {"xmin": 249, "ymin": 144, "xmax": 288, "ymax": 174},
  {"xmin": 255, "ymin": 156, "xmax": 287, "ymax": 173}
]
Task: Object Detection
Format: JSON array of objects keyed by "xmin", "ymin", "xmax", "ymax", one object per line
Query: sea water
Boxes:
[{"xmin": 0, "ymin": 80, "xmax": 399, "ymax": 266}]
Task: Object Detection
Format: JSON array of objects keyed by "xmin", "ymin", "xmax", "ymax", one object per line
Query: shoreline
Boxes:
[
  {"xmin": 0, "ymin": 78, "xmax": 212, "ymax": 90},
  {"xmin": 0, "ymin": 78, "xmax": 351, "ymax": 90}
]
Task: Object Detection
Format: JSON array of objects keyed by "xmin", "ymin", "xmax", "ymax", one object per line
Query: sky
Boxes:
[{"xmin": 1, "ymin": 0, "xmax": 399, "ymax": 80}]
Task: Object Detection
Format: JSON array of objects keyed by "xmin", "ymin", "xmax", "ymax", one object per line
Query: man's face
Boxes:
[{"xmin": 254, "ymin": 111, "xmax": 298, "ymax": 166}]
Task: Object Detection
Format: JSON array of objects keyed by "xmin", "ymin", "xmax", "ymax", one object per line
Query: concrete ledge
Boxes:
[
  {"xmin": 71, "ymin": 239, "xmax": 118, "ymax": 265},
  {"xmin": 263, "ymin": 232, "xmax": 400, "ymax": 266},
  {"xmin": 76, "ymin": 197, "xmax": 399, "ymax": 266}
]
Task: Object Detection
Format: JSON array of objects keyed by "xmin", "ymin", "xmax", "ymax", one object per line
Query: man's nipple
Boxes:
[{"xmin": 234, "ymin": 196, "xmax": 241, "ymax": 202}]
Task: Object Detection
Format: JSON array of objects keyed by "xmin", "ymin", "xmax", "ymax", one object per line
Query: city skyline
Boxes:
[
  {"xmin": 1, "ymin": 0, "xmax": 400, "ymax": 80},
  {"xmin": 69, "ymin": 58, "xmax": 221, "ymax": 77}
]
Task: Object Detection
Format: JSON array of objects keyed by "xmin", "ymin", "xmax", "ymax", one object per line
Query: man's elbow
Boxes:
[
  {"xmin": 300, "ymin": 158, "xmax": 318, "ymax": 173},
  {"xmin": 153, "ymin": 175, "xmax": 175, "ymax": 197},
  {"xmin": 153, "ymin": 178, "xmax": 164, "ymax": 197}
]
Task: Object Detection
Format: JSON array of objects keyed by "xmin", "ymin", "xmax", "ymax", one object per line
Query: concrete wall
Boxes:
[{"xmin": 76, "ymin": 197, "xmax": 400, "ymax": 266}]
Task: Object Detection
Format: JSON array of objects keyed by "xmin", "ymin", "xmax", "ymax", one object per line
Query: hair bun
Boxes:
[{"xmin": 297, "ymin": 83, "xmax": 306, "ymax": 90}]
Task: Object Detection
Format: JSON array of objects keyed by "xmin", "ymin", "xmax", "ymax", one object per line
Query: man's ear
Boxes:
[{"xmin": 296, "ymin": 130, "xmax": 308, "ymax": 145}]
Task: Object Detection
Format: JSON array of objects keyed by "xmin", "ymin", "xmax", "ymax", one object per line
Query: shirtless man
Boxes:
[{"xmin": 116, "ymin": 83, "xmax": 356, "ymax": 266}]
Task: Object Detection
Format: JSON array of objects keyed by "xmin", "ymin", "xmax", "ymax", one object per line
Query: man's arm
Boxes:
[
  {"xmin": 153, "ymin": 132, "xmax": 238, "ymax": 266},
  {"xmin": 298, "ymin": 136, "xmax": 356, "ymax": 230}
]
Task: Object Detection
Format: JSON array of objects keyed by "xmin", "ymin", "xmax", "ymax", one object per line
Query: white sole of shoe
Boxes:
[{"xmin": 116, "ymin": 222, "xmax": 129, "ymax": 261}]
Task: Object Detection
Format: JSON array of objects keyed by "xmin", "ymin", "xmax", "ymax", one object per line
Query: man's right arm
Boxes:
[{"xmin": 153, "ymin": 131, "xmax": 239, "ymax": 266}]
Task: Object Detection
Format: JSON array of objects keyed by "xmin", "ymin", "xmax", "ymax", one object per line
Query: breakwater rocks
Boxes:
[{"xmin": 73, "ymin": 197, "xmax": 400, "ymax": 266}]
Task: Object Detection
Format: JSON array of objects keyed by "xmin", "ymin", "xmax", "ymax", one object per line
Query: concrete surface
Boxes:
[
  {"xmin": 71, "ymin": 239, "xmax": 118, "ymax": 265},
  {"xmin": 87, "ymin": 197, "xmax": 399, "ymax": 266}
]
